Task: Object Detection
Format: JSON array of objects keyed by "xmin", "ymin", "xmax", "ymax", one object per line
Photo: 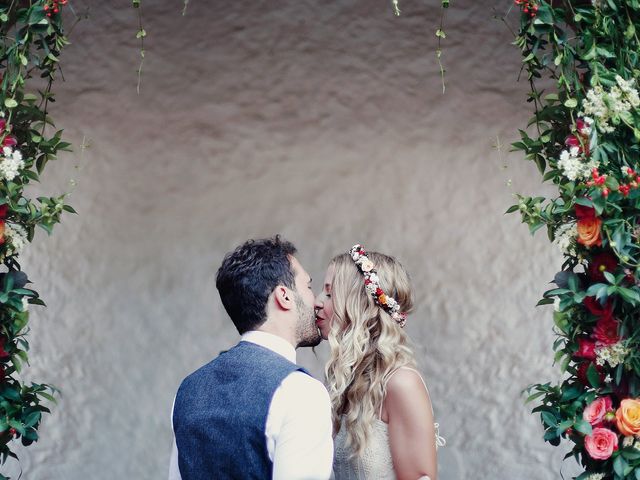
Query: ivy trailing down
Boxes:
[{"xmin": 510, "ymin": 1, "xmax": 640, "ymax": 478}]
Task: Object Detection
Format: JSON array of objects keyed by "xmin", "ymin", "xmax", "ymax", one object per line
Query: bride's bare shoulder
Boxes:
[{"xmin": 385, "ymin": 368, "xmax": 432, "ymax": 405}]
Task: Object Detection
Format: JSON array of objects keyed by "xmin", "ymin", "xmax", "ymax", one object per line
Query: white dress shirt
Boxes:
[{"xmin": 169, "ymin": 331, "xmax": 333, "ymax": 480}]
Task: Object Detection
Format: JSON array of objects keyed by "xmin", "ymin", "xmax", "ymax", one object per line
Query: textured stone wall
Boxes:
[{"xmin": 2, "ymin": 0, "xmax": 582, "ymax": 478}]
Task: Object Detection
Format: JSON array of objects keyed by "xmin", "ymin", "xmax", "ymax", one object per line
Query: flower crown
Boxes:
[{"xmin": 349, "ymin": 244, "xmax": 407, "ymax": 327}]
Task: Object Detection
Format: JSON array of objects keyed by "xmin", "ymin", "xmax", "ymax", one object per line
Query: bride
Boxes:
[{"xmin": 315, "ymin": 245, "xmax": 444, "ymax": 480}]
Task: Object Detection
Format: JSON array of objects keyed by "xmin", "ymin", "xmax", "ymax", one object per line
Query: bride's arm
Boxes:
[{"xmin": 385, "ymin": 369, "xmax": 437, "ymax": 480}]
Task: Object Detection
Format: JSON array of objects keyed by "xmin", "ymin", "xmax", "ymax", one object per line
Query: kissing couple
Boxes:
[{"xmin": 169, "ymin": 236, "xmax": 445, "ymax": 480}]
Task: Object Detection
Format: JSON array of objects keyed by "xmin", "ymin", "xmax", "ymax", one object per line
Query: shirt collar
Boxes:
[{"xmin": 240, "ymin": 331, "xmax": 297, "ymax": 364}]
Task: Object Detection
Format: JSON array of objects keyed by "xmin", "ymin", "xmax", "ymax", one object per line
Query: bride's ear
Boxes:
[{"xmin": 273, "ymin": 285, "xmax": 294, "ymax": 311}]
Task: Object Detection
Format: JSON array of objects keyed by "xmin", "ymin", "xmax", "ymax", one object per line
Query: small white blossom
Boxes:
[
  {"xmin": 0, "ymin": 146, "xmax": 24, "ymax": 182},
  {"xmin": 4, "ymin": 223, "xmax": 28, "ymax": 256},
  {"xmin": 553, "ymin": 297, "xmax": 561, "ymax": 312},
  {"xmin": 582, "ymin": 78, "xmax": 640, "ymax": 133},
  {"xmin": 596, "ymin": 342, "xmax": 630, "ymax": 368},
  {"xmin": 554, "ymin": 223, "xmax": 578, "ymax": 256},
  {"xmin": 604, "ymin": 374, "xmax": 612, "ymax": 384},
  {"xmin": 557, "ymin": 148, "xmax": 597, "ymax": 182},
  {"xmin": 21, "ymin": 297, "xmax": 28, "ymax": 312},
  {"xmin": 585, "ymin": 474, "xmax": 605, "ymax": 480},
  {"xmin": 623, "ymin": 436, "xmax": 635, "ymax": 448}
]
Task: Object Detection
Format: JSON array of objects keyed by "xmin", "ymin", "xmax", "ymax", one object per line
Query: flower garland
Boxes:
[
  {"xmin": 510, "ymin": 1, "xmax": 640, "ymax": 478},
  {"xmin": 349, "ymin": 244, "xmax": 408, "ymax": 327}
]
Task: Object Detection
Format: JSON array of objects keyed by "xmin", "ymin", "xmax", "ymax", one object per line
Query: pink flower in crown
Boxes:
[
  {"xmin": 583, "ymin": 396, "xmax": 614, "ymax": 426},
  {"xmin": 584, "ymin": 427, "xmax": 618, "ymax": 460}
]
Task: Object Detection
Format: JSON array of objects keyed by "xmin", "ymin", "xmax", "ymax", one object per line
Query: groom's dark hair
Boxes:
[{"xmin": 216, "ymin": 235, "xmax": 298, "ymax": 334}]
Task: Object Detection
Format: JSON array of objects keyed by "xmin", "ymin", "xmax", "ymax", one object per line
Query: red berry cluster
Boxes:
[
  {"xmin": 619, "ymin": 167, "xmax": 640, "ymax": 197},
  {"xmin": 586, "ymin": 168, "xmax": 610, "ymax": 197},
  {"xmin": 43, "ymin": 0, "xmax": 67, "ymax": 17},
  {"xmin": 515, "ymin": 0, "xmax": 539, "ymax": 17}
]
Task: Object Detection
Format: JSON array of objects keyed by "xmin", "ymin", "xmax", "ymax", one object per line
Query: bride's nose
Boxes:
[{"xmin": 314, "ymin": 294, "xmax": 323, "ymax": 310}]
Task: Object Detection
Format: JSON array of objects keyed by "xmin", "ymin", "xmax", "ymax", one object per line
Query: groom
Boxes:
[{"xmin": 169, "ymin": 236, "xmax": 333, "ymax": 480}]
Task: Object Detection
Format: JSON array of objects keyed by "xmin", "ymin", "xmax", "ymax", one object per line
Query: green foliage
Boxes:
[
  {"xmin": 0, "ymin": 0, "xmax": 72, "ymax": 474},
  {"xmin": 511, "ymin": 0, "xmax": 640, "ymax": 477}
]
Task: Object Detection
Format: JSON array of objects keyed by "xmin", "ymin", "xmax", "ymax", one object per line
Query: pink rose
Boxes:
[
  {"xmin": 576, "ymin": 338, "xmax": 597, "ymax": 360},
  {"xmin": 583, "ymin": 397, "xmax": 613, "ymax": 426},
  {"xmin": 584, "ymin": 427, "xmax": 618, "ymax": 460}
]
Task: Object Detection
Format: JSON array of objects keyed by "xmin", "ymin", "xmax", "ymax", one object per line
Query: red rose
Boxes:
[
  {"xmin": 565, "ymin": 135, "xmax": 581, "ymax": 150},
  {"xmin": 577, "ymin": 362, "xmax": 605, "ymax": 386},
  {"xmin": 0, "ymin": 338, "xmax": 9, "ymax": 359},
  {"xmin": 577, "ymin": 118, "xmax": 588, "ymax": 134},
  {"xmin": 576, "ymin": 338, "xmax": 597, "ymax": 360},
  {"xmin": 593, "ymin": 316, "xmax": 620, "ymax": 345},
  {"xmin": 584, "ymin": 296, "xmax": 614, "ymax": 318},
  {"xmin": 576, "ymin": 204, "xmax": 596, "ymax": 220},
  {"xmin": 588, "ymin": 253, "xmax": 618, "ymax": 283},
  {"xmin": 2, "ymin": 135, "xmax": 17, "ymax": 148},
  {"xmin": 0, "ymin": 204, "xmax": 7, "ymax": 219}
]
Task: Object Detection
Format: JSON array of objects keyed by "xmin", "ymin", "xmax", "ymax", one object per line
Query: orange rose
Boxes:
[
  {"xmin": 378, "ymin": 294, "xmax": 387, "ymax": 305},
  {"xmin": 0, "ymin": 220, "xmax": 5, "ymax": 245},
  {"xmin": 577, "ymin": 217, "xmax": 602, "ymax": 247},
  {"xmin": 616, "ymin": 398, "xmax": 640, "ymax": 436}
]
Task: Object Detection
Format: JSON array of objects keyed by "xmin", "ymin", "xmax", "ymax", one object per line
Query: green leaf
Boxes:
[
  {"xmin": 573, "ymin": 418, "xmax": 593, "ymax": 435},
  {"xmin": 564, "ymin": 98, "xmax": 578, "ymax": 108},
  {"xmin": 604, "ymin": 271, "xmax": 617, "ymax": 284},
  {"xmin": 542, "ymin": 411, "xmax": 558, "ymax": 427},
  {"xmin": 587, "ymin": 363, "xmax": 601, "ymax": 387},
  {"xmin": 4, "ymin": 98, "xmax": 18, "ymax": 109},
  {"xmin": 614, "ymin": 455, "xmax": 629, "ymax": 477}
]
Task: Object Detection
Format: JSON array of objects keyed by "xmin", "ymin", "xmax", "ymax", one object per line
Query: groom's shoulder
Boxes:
[{"xmin": 282, "ymin": 371, "xmax": 330, "ymax": 403}]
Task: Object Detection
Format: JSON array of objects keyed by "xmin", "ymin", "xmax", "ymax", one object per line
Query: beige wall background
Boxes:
[{"xmin": 2, "ymin": 0, "xmax": 581, "ymax": 478}]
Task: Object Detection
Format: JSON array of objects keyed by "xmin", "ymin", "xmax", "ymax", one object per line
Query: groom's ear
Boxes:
[{"xmin": 273, "ymin": 285, "xmax": 294, "ymax": 311}]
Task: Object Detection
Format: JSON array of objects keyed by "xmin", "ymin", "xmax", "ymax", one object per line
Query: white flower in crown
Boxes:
[
  {"xmin": 365, "ymin": 282, "xmax": 377, "ymax": 295},
  {"xmin": 360, "ymin": 258, "xmax": 375, "ymax": 272}
]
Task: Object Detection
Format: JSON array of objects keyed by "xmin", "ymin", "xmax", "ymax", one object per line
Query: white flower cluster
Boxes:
[
  {"xmin": 585, "ymin": 474, "xmax": 605, "ymax": 480},
  {"xmin": 582, "ymin": 76, "xmax": 640, "ymax": 133},
  {"xmin": 0, "ymin": 146, "xmax": 24, "ymax": 181},
  {"xmin": 557, "ymin": 146, "xmax": 597, "ymax": 181},
  {"xmin": 21, "ymin": 296, "xmax": 29, "ymax": 312},
  {"xmin": 4, "ymin": 223, "xmax": 28, "ymax": 256},
  {"xmin": 595, "ymin": 342, "xmax": 630, "ymax": 368},
  {"xmin": 554, "ymin": 223, "xmax": 578, "ymax": 256}
]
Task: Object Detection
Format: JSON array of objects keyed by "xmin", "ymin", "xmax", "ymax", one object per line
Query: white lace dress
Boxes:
[{"xmin": 332, "ymin": 368, "xmax": 445, "ymax": 480}]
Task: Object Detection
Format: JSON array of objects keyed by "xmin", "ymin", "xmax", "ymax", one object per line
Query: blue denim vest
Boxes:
[{"xmin": 173, "ymin": 341, "xmax": 308, "ymax": 480}]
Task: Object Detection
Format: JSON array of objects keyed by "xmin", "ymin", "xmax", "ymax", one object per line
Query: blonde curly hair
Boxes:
[{"xmin": 324, "ymin": 251, "xmax": 417, "ymax": 457}]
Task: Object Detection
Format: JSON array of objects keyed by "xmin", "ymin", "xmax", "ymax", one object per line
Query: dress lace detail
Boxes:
[{"xmin": 332, "ymin": 368, "xmax": 444, "ymax": 480}]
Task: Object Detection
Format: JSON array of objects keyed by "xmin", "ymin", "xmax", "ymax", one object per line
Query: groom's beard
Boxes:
[{"xmin": 295, "ymin": 295, "xmax": 322, "ymax": 348}]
